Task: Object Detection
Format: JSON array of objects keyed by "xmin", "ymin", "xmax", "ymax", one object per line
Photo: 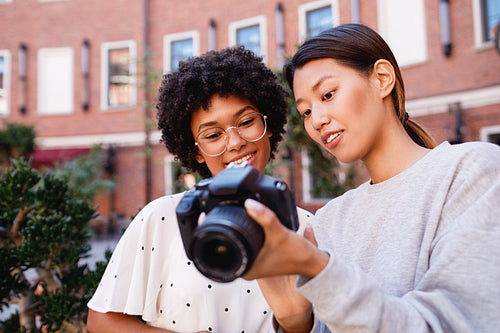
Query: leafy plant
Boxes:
[
  {"xmin": 0, "ymin": 122, "xmax": 36, "ymax": 167},
  {"xmin": 47, "ymin": 145, "xmax": 115, "ymax": 203},
  {"xmin": 0, "ymin": 158, "xmax": 107, "ymax": 332}
]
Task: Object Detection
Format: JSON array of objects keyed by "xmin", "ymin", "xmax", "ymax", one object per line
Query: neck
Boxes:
[{"xmin": 363, "ymin": 119, "xmax": 429, "ymax": 184}]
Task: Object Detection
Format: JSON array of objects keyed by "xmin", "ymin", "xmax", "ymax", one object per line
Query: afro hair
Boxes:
[{"xmin": 156, "ymin": 46, "xmax": 288, "ymax": 178}]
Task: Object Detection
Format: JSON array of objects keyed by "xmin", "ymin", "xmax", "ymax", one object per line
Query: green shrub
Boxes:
[{"xmin": 0, "ymin": 158, "xmax": 107, "ymax": 332}]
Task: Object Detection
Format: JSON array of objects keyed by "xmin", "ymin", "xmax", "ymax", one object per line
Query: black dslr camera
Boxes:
[{"xmin": 176, "ymin": 164, "xmax": 299, "ymax": 282}]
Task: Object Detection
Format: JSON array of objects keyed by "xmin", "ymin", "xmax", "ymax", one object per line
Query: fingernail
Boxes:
[{"xmin": 244, "ymin": 198, "xmax": 263, "ymax": 212}]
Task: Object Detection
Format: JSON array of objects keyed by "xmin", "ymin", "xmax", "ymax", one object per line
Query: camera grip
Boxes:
[
  {"xmin": 176, "ymin": 193, "xmax": 201, "ymax": 260},
  {"xmin": 252, "ymin": 176, "xmax": 300, "ymax": 232}
]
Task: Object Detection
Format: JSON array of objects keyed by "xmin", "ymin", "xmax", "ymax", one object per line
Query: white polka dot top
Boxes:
[{"xmin": 88, "ymin": 192, "xmax": 313, "ymax": 333}]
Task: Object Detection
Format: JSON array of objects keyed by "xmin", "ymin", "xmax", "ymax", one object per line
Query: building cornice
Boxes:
[
  {"xmin": 35, "ymin": 130, "xmax": 163, "ymax": 149},
  {"xmin": 406, "ymin": 85, "xmax": 500, "ymax": 117}
]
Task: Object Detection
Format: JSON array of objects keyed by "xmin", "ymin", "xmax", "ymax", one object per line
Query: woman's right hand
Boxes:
[{"xmin": 242, "ymin": 199, "xmax": 329, "ymax": 280}]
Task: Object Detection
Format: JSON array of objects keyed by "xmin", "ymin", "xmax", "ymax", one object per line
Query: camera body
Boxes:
[{"xmin": 176, "ymin": 164, "xmax": 299, "ymax": 282}]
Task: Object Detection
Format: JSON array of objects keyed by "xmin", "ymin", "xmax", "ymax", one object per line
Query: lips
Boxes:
[
  {"xmin": 227, "ymin": 152, "xmax": 255, "ymax": 166},
  {"xmin": 323, "ymin": 131, "xmax": 343, "ymax": 144}
]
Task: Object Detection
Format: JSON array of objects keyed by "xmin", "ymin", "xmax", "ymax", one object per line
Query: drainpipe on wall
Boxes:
[
  {"xmin": 350, "ymin": 0, "xmax": 360, "ymax": 23},
  {"xmin": 18, "ymin": 43, "xmax": 27, "ymax": 114},
  {"xmin": 209, "ymin": 19, "xmax": 217, "ymax": 51},
  {"xmin": 449, "ymin": 102, "xmax": 464, "ymax": 144},
  {"xmin": 276, "ymin": 3, "xmax": 285, "ymax": 69},
  {"xmin": 439, "ymin": 0, "xmax": 452, "ymax": 57},
  {"xmin": 81, "ymin": 39, "xmax": 90, "ymax": 111},
  {"xmin": 144, "ymin": 0, "xmax": 153, "ymax": 203}
]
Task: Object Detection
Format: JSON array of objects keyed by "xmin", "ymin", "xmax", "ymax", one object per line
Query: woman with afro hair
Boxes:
[{"xmin": 87, "ymin": 46, "xmax": 314, "ymax": 333}]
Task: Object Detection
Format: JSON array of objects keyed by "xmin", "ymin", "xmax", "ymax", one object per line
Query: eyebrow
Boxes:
[
  {"xmin": 295, "ymin": 75, "xmax": 335, "ymax": 107},
  {"xmin": 197, "ymin": 105, "xmax": 258, "ymax": 133}
]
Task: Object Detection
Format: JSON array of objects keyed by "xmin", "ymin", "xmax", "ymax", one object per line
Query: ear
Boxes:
[
  {"xmin": 372, "ymin": 59, "xmax": 395, "ymax": 99},
  {"xmin": 195, "ymin": 152, "xmax": 205, "ymax": 164}
]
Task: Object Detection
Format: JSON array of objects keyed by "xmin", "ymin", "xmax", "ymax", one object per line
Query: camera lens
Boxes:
[
  {"xmin": 198, "ymin": 235, "xmax": 241, "ymax": 272},
  {"xmin": 191, "ymin": 205, "xmax": 264, "ymax": 282}
]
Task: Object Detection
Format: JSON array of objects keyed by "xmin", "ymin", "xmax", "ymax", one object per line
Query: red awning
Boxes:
[{"xmin": 30, "ymin": 148, "xmax": 90, "ymax": 169}]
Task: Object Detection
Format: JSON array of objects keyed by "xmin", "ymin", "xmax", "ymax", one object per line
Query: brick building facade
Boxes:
[{"xmin": 1, "ymin": 0, "xmax": 499, "ymax": 218}]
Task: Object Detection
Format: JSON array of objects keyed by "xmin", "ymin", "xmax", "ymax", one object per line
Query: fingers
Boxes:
[
  {"xmin": 244, "ymin": 198, "xmax": 279, "ymax": 229},
  {"xmin": 303, "ymin": 225, "xmax": 318, "ymax": 247}
]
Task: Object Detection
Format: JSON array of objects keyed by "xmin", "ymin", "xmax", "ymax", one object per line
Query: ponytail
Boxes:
[{"xmin": 404, "ymin": 118, "xmax": 437, "ymax": 149}]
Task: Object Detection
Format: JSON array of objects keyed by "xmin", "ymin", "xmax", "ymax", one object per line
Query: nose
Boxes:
[
  {"xmin": 225, "ymin": 127, "xmax": 246, "ymax": 151},
  {"xmin": 310, "ymin": 103, "xmax": 330, "ymax": 130}
]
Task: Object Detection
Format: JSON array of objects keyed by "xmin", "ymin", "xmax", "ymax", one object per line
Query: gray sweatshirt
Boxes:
[{"xmin": 298, "ymin": 141, "xmax": 500, "ymax": 332}]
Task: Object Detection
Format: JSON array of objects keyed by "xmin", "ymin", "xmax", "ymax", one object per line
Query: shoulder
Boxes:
[
  {"xmin": 124, "ymin": 192, "xmax": 186, "ymax": 232},
  {"xmin": 296, "ymin": 206, "xmax": 315, "ymax": 235},
  {"xmin": 139, "ymin": 192, "xmax": 186, "ymax": 216},
  {"xmin": 434, "ymin": 141, "xmax": 500, "ymax": 164},
  {"xmin": 434, "ymin": 141, "xmax": 500, "ymax": 182},
  {"xmin": 433, "ymin": 142, "xmax": 500, "ymax": 225},
  {"xmin": 297, "ymin": 206, "xmax": 314, "ymax": 221}
]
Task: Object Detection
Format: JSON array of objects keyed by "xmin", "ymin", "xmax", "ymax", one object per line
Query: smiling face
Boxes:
[
  {"xmin": 191, "ymin": 94, "xmax": 272, "ymax": 177},
  {"xmin": 293, "ymin": 58, "xmax": 392, "ymax": 164}
]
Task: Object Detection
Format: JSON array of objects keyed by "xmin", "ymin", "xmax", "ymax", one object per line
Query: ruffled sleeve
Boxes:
[{"xmin": 87, "ymin": 193, "xmax": 184, "ymax": 323}]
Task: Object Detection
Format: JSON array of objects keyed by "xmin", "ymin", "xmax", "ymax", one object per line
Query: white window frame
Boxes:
[
  {"xmin": 377, "ymin": 0, "xmax": 428, "ymax": 68},
  {"xmin": 100, "ymin": 40, "xmax": 137, "ymax": 111},
  {"xmin": 163, "ymin": 154, "xmax": 199, "ymax": 194},
  {"xmin": 229, "ymin": 15, "xmax": 268, "ymax": 61},
  {"xmin": 0, "ymin": 50, "xmax": 11, "ymax": 117},
  {"xmin": 472, "ymin": 0, "xmax": 497, "ymax": 50},
  {"xmin": 480, "ymin": 124, "xmax": 500, "ymax": 143},
  {"xmin": 163, "ymin": 30, "xmax": 200, "ymax": 73},
  {"xmin": 37, "ymin": 47, "xmax": 74, "ymax": 115},
  {"xmin": 301, "ymin": 149, "xmax": 332, "ymax": 204},
  {"xmin": 164, "ymin": 155, "xmax": 175, "ymax": 194},
  {"xmin": 298, "ymin": 0, "xmax": 339, "ymax": 42}
]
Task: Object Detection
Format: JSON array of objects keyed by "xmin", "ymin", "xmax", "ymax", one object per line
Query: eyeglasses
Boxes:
[{"xmin": 195, "ymin": 112, "xmax": 268, "ymax": 157}]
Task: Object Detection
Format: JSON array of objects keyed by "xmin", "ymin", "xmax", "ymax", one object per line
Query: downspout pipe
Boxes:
[
  {"xmin": 440, "ymin": 0, "xmax": 452, "ymax": 57},
  {"xmin": 144, "ymin": 0, "xmax": 152, "ymax": 202},
  {"xmin": 209, "ymin": 19, "xmax": 217, "ymax": 51},
  {"xmin": 276, "ymin": 3, "xmax": 285, "ymax": 68},
  {"xmin": 350, "ymin": 0, "xmax": 360, "ymax": 23}
]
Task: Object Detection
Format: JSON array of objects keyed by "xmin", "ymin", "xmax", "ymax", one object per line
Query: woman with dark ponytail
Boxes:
[
  {"xmin": 284, "ymin": 23, "xmax": 436, "ymax": 150},
  {"xmin": 243, "ymin": 24, "xmax": 500, "ymax": 332}
]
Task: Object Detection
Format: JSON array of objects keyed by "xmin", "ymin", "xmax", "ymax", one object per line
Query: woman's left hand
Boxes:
[
  {"xmin": 257, "ymin": 274, "xmax": 313, "ymax": 333},
  {"xmin": 242, "ymin": 199, "xmax": 329, "ymax": 332}
]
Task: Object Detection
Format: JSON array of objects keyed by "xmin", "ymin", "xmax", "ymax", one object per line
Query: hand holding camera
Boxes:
[{"xmin": 176, "ymin": 164, "xmax": 299, "ymax": 282}]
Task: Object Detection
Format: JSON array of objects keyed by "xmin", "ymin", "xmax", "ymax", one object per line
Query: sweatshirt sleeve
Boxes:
[
  {"xmin": 296, "ymin": 143, "xmax": 500, "ymax": 332},
  {"xmin": 298, "ymin": 222, "xmax": 500, "ymax": 333}
]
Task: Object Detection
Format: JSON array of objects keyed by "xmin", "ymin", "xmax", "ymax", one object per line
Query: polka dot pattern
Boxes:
[{"xmin": 88, "ymin": 194, "xmax": 314, "ymax": 332}]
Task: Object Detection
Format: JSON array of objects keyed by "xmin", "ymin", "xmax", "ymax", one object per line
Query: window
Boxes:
[
  {"xmin": 301, "ymin": 148, "xmax": 360, "ymax": 203},
  {"xmin": 229, "ymin": 16, "xmax": 267, "ymax": 58},
  {"xmin": 377, "ymin": 0, "xmax": 427, "ymax": 67},
  {"xmin": 473, "ymin": 0, "xmax": 500, "ymax": 47},
  {"xmin": 298, "ymin": 0, "xmax": 338, "ymax": 42},
  {"xmin": 101, "ymin": 40, "xmax": 136, "ymax": 110},
  {"xmin": 163, "ymin": 31, "xmax": 199, "ymax": 73},
  {"xmin": 237, "ymin": 25, "xmax": 261, "ymax": 55},
  {"xmin": 0, "ymin": 50, "xmax": 11, "ymax": 116},
  {"xmin": 164, "ymin": 155, "xmax": 200, "ymax": 194},
  {"xmin": 37, "ymin": 47, "xmax": 74, "ymax": 115},
  {"xmin": 480, "ymin": 125, "xmax": 500, "ymax": 145}
]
